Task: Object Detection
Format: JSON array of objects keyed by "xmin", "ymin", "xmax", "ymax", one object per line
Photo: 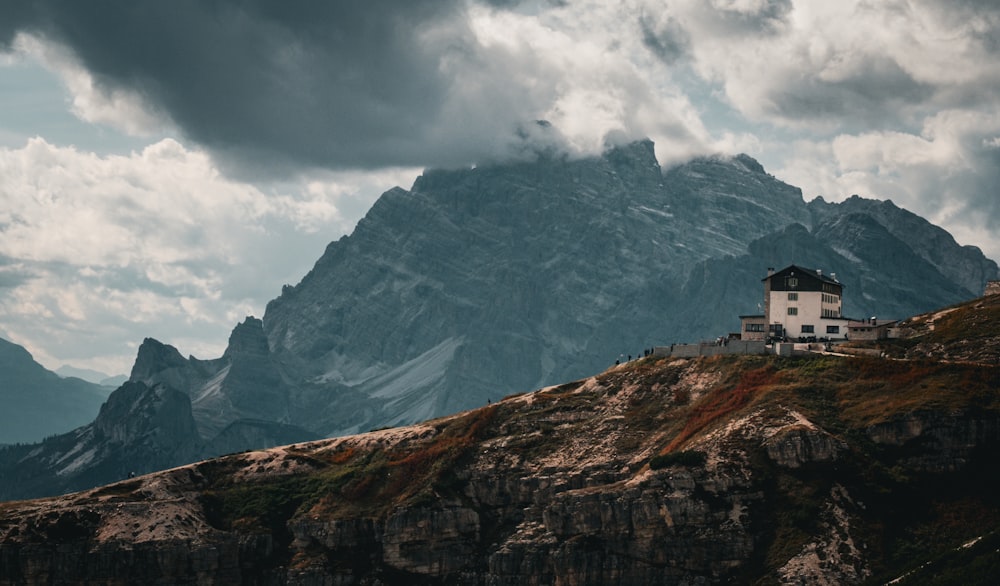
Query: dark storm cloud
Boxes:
[
  {"xmin": 0, "ymin": 255, "xmax": 33, "ymax": 289},
  {"xmin": 640, "ymin": 15, "xmax": 689, "ymax": 64},
  {"xmin": 768, "ymin": 56, "xmax": 934, "ymax": 130},
  {"xmin": 708, "ymin": 0, "xmax": 793, "ymax": 36},
  {"xmin": 0, "ymin": 0, "xmax": 552, "ymax": 174}
]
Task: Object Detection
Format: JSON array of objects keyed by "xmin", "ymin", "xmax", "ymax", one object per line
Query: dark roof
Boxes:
[
  {"xmin": 847, "ymin": 319, "xmax": 898, "ymax": 328},
  {"xmin": 762, "ymin": 264, "xmax": 842, "ymax": 286}
]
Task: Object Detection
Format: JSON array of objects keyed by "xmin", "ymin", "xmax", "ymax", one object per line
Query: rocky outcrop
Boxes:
[
  {"xmin": 866, "ymin": 411, "xmax": 1000, "ymax": 472},
  {"xmin": 0, "ymin": 376, "xmax": 318, "ymax": 501},
  {"xmin": 809, "ymin": 195, "xmax": 999, "ymax": 296},
  {"xmin": 4, "ymin": 350, "xmax": 998, "ymax": 584},
  {"xmin": 0, "ymin": 381, "xmax": 205, "ymax": 500},
  {"xmin": 765, "ymin": 424, "xmax": 847, "ymax": 468}
]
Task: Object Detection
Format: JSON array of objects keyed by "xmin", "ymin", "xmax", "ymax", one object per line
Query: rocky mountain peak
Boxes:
[
  {"xmin": 94, "ymin": 382, "xmax": 198, "ymax": 448},
  {"xmin": 602, "ymin": 137, "xmax": 660, "ymax": 176},
  {"xmin": 808, "ymin": 194, "xmax": 998, "ymax": 295},
  {"xmin": 222, "ymin": 316, "xmax": 268, "ymax": 358},
  {"xmin": 129, "ymin": 338, "xmax": 189, "ymax": 384},
  {"xmin": 732, "ymin": 152, "xmax": 766, "ymax": 174},
  {"xmin": 0, "ymin": 337, "xmax": 108, "ymax": 444},
  {"xmin": 0, "ymin": 337, "xmax": 37, "ymax": 371}
]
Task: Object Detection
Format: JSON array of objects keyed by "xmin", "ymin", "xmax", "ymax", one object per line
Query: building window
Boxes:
[
  {"xmin": 801, "ymin": 325, "xmax": 814, "ymax": 333},
  {"xmin": 787, "ymin": 307, "xmax": 798, "ymax": 315},
  {"xmin": 788, "ymin": 292, "xmax": 798, "ymax": 301},
  {"xmin": 827, "ymin": 326, "xmax": 840, "ymax": 334},
  {"xmin": 746, "ymin": 324, "xmax": 764, "ymax": 332},
  {"xmin": 787, "ymin": 277, "xmax": 798, "ymax": 288}
]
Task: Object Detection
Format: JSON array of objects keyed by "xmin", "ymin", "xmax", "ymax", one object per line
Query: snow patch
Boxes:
[
  {"xmin": 57, "ymin": 446, "xmax": 97, "ymax": 476},
  {"xmin": 634, "ymin": 205, "xmax": 674, "ymax": 220},
  {"xmin": 832, "ymin": 246, "xmax": 862, "ymax": 263},
  {"xmin": 364, "ymin": 337, "xmax": 463, "ymax": 401},
  {"xmin": 191, "ymin": 365, "xmax": 232, "ymax": 408}
]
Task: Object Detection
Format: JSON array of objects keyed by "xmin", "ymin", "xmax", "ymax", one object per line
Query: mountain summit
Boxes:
[
  {"xmin": 0, "ymin": 338, "xmax": 109, "ymax": 444},
  {"xmin": 258, "ymin": 141, "xmax": 995, "ymax": 434}
]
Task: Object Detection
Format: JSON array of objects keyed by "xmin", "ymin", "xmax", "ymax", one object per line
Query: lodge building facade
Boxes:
[{"xmin": 741, "ymin": 265, "xmax": 850, "ymax": 342}]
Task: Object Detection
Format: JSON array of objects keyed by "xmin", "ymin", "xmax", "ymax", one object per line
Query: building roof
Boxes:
[{"xmin": 762, "ymin": 264, "xmax": 842, "ymax": 286}]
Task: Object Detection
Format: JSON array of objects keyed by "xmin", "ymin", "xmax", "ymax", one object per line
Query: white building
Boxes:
[{"xmin": 742, "ymin": 265, "xmax": 850, "ymax": 342}]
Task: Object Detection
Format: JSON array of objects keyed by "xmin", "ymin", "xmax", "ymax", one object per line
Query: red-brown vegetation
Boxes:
[{"xmin": 665, "ymin": 364, "xmax": 778, "ymax": 452}]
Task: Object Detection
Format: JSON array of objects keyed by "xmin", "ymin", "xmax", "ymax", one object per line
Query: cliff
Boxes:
[{"xmin": 2, "ymin": 296, "xmax": 998, "ymax": 584}]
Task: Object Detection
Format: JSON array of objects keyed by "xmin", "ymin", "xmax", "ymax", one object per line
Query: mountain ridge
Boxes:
[
  {"xmin": 0, "ymin": 337, "xmax": 110, "ymax": 445},
  {"xmin": 1, "ymin": 141, "xmax": 996, "ymax": 498},
  {"xmin": 1, "ymin": 293, "xmax": 998, "ymax": 583}
]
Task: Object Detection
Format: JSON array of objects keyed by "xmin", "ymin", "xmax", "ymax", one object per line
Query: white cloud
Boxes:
[
  {"xmin": 1, "ymin": 0, "xmax": 999, "ymax": 376},
  {"xmin": 773, "ymin": 107, "xmax": 1000, "ymax": 260},
  {"xmin": 0, "ymin": 137, "xmax": 417, "ymax": 374},
  {"xmin": 9, "ymin": 33, "xmax": 170, "ymax": 137},
  {"xmin": 465, "ymin": 1, "xmax": 714, "ymax": 163}
]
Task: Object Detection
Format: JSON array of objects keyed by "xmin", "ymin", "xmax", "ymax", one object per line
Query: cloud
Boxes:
[
  {"xmin": 629, "ymin": 0, "xmax": 1000, "ymax": 258},
  {"xmin": 0, "ymin": 137, "xmax": 418, "ymax": 373},
  {"xmin": 0, "ymin": 1, "xmax": 554, "ymax": 174},
  {"xmin": 1, "ymin": 0, "xmax": 998, "ymax": 374},
  {"xmin": 8, "ymin": 34, "xmax": 167, "ymax": 137},
  {"xmin": 772, "ymin": 107, "xmax": 1000, "ymax": 260},
  {"xmin": 0, "ymin": 0, "xmax": 725, "ymax": 176}
]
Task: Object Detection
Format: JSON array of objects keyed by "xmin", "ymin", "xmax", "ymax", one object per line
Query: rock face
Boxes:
[
  {"xmin": 765, "ymin": 424, "xmax": 847, "ymax": 468},
  {"xmin": 2, "ymin": 338, "xmax": 999, "ymax": 584},
  {"xmin": 255, "ymin": 141, "xmax": 997, "ymax": 437},
  {"xmin": 0, "ymin": 332, "xmax": 319, "ymax": 500},
  {"xmin": 0, "ymin": 381, "xmax": 203, "ymax": 499},
  {"xmin": 0, "ymin": 337, "xmax": 109, "ymax": 444},
  {"xmin": 3, "ymin": 141, "xmax": 998, "ymax": 500}
]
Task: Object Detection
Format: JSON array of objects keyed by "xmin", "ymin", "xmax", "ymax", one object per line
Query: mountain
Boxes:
[
  {"xmin": 0, "ymin": 338, "xmax": 110, "ymax": 445},
  {"xmin": 2, "ymin": 140, "xmax": 996, "ymax": 498},
  {"xmin": 0, "ymin": 329, "xmax": 321, "ymax": 501},
  {"xmin": 2, "ymin": 294, "xmax": 999, "ymax": 583},
  {"xmin": 54, "ymin": 365, "xmax": 124, "ymax": 389},
  {"xmin": 256, "ymin": 140, "xmax": 995, "ymax": 434}
]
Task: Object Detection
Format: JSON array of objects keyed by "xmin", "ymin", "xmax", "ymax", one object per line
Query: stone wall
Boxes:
[{"xmin": 653, "ymin": 340, "xmax": 767, "ymax": 358}]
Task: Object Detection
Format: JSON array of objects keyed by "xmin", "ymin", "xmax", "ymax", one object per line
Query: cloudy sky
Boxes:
[{"xmin": 1, "ymin": 0, "xmax": 998, "ymax": 376}]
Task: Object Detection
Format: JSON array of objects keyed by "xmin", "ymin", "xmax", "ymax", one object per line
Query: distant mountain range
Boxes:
[
  {"xmin": 0, "ymin": 338, "xmax": 111, "ymax": 445},
  {"xmin": 1, "ymin": 140, "xmax": 996, "ymax": 499},
  {"xmin": 54, "ymin": 365, "xmax": 127, "ymax": 388}
]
